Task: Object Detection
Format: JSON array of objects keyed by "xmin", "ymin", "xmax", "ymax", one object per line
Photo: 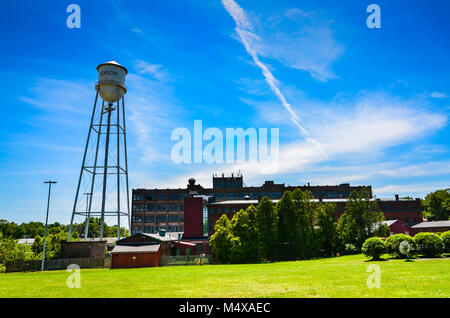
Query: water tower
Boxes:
[{"xmin": 67, "ymin": 60, "xmax": 131, "ymax": 241}]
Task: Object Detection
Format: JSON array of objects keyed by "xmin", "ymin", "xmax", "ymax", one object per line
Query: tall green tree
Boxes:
[
  {"xmin": 423, "ymin": 190, "xmax": 450, "ymax": 221},
  {"xmin": 255, "ymin": 196, "xmax": 278, "ymax": 261},
  {"xmin": 337, "ymin": 187, "xmax": 385, "ymax": 249},
  {"xmin": 209, "ymin": 214, "xmax": 234, "ymax": 264},
  {"xmin": 292, "ymin": 189, "xmax": 316, "ymax": 259},
  {"xmin": 230, "ymin": 206, "xmax": 259, "ymax": 263},
  {"xmin": 276, "ymin": 191, "xmax": 298, "ymax": 259},
  {"xmin": 317, "ymin": 203, "xmax": 337, "ymax": 257}
]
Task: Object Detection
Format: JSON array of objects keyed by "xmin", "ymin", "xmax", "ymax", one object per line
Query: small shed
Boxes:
[
  {"xmin": 110, "ymin": 230, "xmax": 194, "ymax": 268},
  {"xmin": 111, "ymin": 244, "xmax": 160, "ymax": 268}
]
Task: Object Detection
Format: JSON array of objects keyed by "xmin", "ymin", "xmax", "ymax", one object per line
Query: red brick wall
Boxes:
[{"xmin": 184, "ymin": 197, "xmax": 204, "ymax": 238}]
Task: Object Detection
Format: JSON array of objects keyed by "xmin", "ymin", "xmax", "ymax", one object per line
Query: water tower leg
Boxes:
[
  {"xmin": 116, "ymin": 87, "xmax": 121, "ymax": 240},
  {"xmin": 68, "ymin": 91, "xmax": 99, "ymax": 241},
  {"xmin": 121, "ymin": 96, "xmax": 131, "ymax": 236},
  {"xmin": 83, "ymin": 101, "xmax": 105, "ymax": 241},
  {"xmin": 100, "ymin": 106, "xmax": 113, "ymax": 240}
]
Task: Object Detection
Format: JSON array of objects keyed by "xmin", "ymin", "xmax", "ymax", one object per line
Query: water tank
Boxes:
[{"xmin": 95, "ymin": 60, "xmax": 128, "ymax": 103}]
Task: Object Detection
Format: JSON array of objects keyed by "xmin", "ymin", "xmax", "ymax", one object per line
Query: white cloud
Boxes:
[
  {"xmin": 221, "ymin": 0, "xmax": 326, "ymax": 157},
  {"xmin": 252, "ymin": 8, "xmax": 344, "ymax": 82},
  {"xmin": 430, "ymin": 91, "xmax": 448, "ymax": 98}
]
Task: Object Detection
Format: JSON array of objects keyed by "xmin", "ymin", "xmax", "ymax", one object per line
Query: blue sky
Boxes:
[{"xmin": 1, "ymin": 0, "xmax": 449, "ymax": 224}]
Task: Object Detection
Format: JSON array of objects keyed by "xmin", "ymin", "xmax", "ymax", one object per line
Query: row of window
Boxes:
[
  {"xmin": 133, "ymin": 214, "xmax": 184, "ymax": 223},
  {"xmin": 381, "ymin": 204, "xmax": 418, "ymax": 211},
  {"xmin": 133, "ymin": 193, "xmax": 190, "ymax": 201},
  {"xmin": 133, "ymin": 204, "xmax": 184, "ymax": 212},
  {"xmin": 133, "ymin": 225, "xmax": 184, "ymax": 234},
  {"xmin": 209, "ymin": 207, "xmax": 238, "ymax": 214}
]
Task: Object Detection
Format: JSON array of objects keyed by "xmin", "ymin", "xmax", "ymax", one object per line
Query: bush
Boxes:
[
  {"xmin": 362, "ymin": 237, "xmax": 387, "ymax": 260},
  {"xmin": 440, "ymin": 231, "xmax": 450, "ymax": 253},
  {"xmin": 343, "ymin": 243, "xmax": 359, "ymax": 255},
  {"xmin": 414, "ymin": 232, "xmax": 444, "ymax": 257},
  {"xmin": 385, "ymin": 234, "xmax": 415, "ymax": 258}
]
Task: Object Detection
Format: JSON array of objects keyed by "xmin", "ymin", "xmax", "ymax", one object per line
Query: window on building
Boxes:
[
  {"xmin": 145, "ymin": 204, "xmax": 155, "ymax": 212},
  {"xmin": 217, "ymin": 207, "xmax": 222, "ymax": 214},
  {"xmin": 132, "ymin": 204, "xmax": 144, "ymax": 212},
  {"xmin": 180, "ymin": 204, "xmax": 184, "ymax": 211},
  {"xmin": 169, "ymin": 193, "xmax": 179, "ymax": 201},
  {"xmin": 144, "ymin": 226, "xmax": 154, "ymax": 233},
  {"xmin": 261, "ymin": 192, "xmax": 271, "ymax": 198},
  {"xmin": 156, "ymin": 214, "xmax": 167, "ymax": 223},
  {"xmin": 144, "ymin": 214, "xmax": 154, "ymax": 223},
  {"xmin": 232, "ymin": 208, "xmax": 236, "ymax": 214},
  {"xmin": 132, "ymin": 215, "xmax": 142, "ymax": 223},
  {"xmin": 133, "ymin": 194, "xmax": 145, "ymax": 201},
  {"xmin": 157, "ymin": 204, "xmax": 167, "ymax": 212},
  {"xmin": 169, "ymin": 204, "xmax": 179, "ymax": 212},
  {"xmin": 145, "ymin": 194, "xmax": 154, "ymax": 201},
  {"xmin": 180, "ymin": 214, "xmax": 184, "ymax": 222},
  {"xmin": 224, "ymin": 208, "xmax": 229, "ymax": 214},
  {"xmin": 216, "ymin": 193, "xmax": 225, "ymax": 199},
  {"xmin": 180, "ymin": 193, "xmax": 189, "ymax": 200},
  {"xmin": 179, "ymin": 225, "xmax": 184, "ymax": 232},
  {"xmin": 157, "ymin": 193, "xmax": 168, "ymax": 201},
  {"xmin": 405, "ymin": 218, "xmax": 410, "ymax": 226},
  {"xmin": 272, "ymin": 192, "xmax": 282, "ymax": 199},
  {"xmin": 168, "ymin": 214, "xmax": 179, "ymax": 223},
  {"xmin": 133, "ymin": 226, "xmax": 143, "ymax": 234}
]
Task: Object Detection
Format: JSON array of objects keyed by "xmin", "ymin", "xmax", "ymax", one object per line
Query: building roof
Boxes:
[
  {"xmin": 16, "ymin": 238, "xmax": 34, "ymax": 244},
  {"xmin": 382, "ymin": 220, "xmax": 398, "ymax": 227},
  {"xmin": 111, "ymin": 244, "xmax": 160, "ymax": 254},
  {"xmin": 209, "ymin": 197, "xmax": 415, "ymax": 206},
  {"xmin": 412, "ymin": 220, "xmax": 450, "ymax": 229},
  {"xmin": 141, "ymin": 232, "xmax": 184, "ymax": 242}
]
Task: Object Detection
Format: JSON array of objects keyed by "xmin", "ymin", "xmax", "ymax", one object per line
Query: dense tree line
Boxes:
[
  {"xmin": 0, "ymin": 217, "xmax": 128, "ymax": 240},
  {"xmin": 209, "ymin": 187, "xmax": 388, "ymax": 264}
]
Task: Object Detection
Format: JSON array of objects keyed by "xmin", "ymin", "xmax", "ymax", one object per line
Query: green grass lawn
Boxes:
[{"xmin": 0, "ymin": 254, "xmax": 449, "ymax": 298}]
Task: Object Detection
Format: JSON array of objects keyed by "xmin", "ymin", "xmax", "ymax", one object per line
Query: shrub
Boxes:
[
  {"xmin": 440, "ymin": 231, "xmax": 450, "ymax": 253},
  {"xmin": 414, "ymin": 232, "xmax": 444, "ymax": 257},
  {"xmin": 385, "ymin": 234, "xmax": 415, "ymax": 258},
  {"xmin": 362, "ymin": 237, "xmax": 386, "ymax": 260},
  {"xmin": 343, "ymin": 243, "xmax": 359, "ymax": 255}
]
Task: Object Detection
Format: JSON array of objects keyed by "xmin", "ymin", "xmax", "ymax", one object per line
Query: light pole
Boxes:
[{"xmin": 41, "ymin": 180, "xmax": 57, "ymax": 271}]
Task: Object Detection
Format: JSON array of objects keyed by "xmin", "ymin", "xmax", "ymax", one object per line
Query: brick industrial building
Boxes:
[
  {"xmin": 131, "ymin": 174, "xmax": 423, "ymax": 238},
  {"xmin": 131, "ymin": 173, "xmax": 370, "ymax": 235}
]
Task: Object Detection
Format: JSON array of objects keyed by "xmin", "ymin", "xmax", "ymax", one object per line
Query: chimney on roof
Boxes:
[
  {"xmin": 395, "ymin": 194, "xmax": 399, "ymax": 201},
  {"xmin": 159, "ymin": 228, "xmax": 166, "ymax": 237}
]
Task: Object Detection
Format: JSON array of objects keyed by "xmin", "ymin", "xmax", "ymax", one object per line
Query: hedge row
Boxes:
[{"xmin": 362, "ymin": 231, "xmax": 450, "ymax": 260}]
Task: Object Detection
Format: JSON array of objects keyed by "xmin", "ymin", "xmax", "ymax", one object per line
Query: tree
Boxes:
[
  {"xmin": 423, "ymin": 190, "xmax": 450, "ymax": 221},
  {"xmin": 292, "ymin": 189, "xmax": 317, "ymax": 259},
  {"xmin": 209, "ymin": 214, "xmax": 234, "ymax": 264},
  {"xmin": 317, "ymin": 203, "xmax": 337, "ymax": 257},
  {"xmin": 362, "ymin": 237, "xmax": 387, "ymax": 260},
  {"xmin": 338, "ymin": 187, "xmax": 385, "ymax": 249},
  {"xmin": 276, "ymin": 191, "xmax": 299, "ymax": 259},
  {"xmin": 230, "ymin": 206, "xmax": 259, "ymax": 263},
  {"xmin": 0, "ymin": 238, "xmax": 29, "ymax": 264},
  {"xmin": 255, "ymin": 196, "xmax": 278, "ymax": 261}
]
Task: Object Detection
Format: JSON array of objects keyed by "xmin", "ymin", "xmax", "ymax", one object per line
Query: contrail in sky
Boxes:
[{"xmin": 221, "ymin": 0, "xmax": 326, "ymax": 157}]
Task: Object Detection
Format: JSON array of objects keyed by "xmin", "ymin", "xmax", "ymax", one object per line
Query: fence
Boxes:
[
  {"xmin": 5, "ymin": 257, "xmax": 108, "ymax": 273},
  {"xmin": 160, "ymin": 255, "xmax": 212, "ymax": 266}
]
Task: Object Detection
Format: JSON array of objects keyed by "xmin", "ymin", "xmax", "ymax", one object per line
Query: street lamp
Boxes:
[{"xmin": 41, "ymin": 181, "xmax": 57, "ymax": 271}]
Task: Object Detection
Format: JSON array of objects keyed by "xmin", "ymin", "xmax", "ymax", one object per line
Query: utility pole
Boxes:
[{"xmin": 42, "ymin": 180, "xmax": 57, "ymax": 271}]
